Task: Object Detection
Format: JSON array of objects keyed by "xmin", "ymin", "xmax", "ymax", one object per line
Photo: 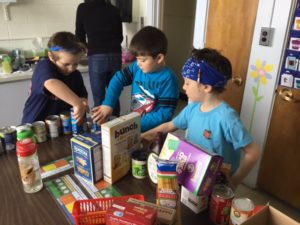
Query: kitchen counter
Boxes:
[{"xmin": 0, "ymin": 65, "xmax": 89, "ymax": 84}]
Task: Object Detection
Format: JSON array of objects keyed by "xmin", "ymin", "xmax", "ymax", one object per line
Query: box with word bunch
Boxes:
[
  {"xmin": 101, "ymin": 112, "xmax": 140, "ymax": 184},
  {"xmin": 71, "ymin": 133, "xmax": 102, "ymax": 184}
]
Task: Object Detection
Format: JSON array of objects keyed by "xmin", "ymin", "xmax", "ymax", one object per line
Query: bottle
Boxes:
[
  {"xmin": 16, "ymin": 138, "xmax": 43, "ymax": 193},
  {"xmin": 2, "ymin": 55, "xmax": 13, "ymax": 74}
]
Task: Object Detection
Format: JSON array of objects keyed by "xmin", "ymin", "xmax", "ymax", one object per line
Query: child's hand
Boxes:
[
  {"xmin": 92, "ymin": 105, "xmax": 113, "ymax": 125},
  {"xmin": 73, "ymin": 101, "xmax": 87, "ymax": 124},
  {"xmin": 81, "ymin": 98, "xmax": 90, "ymax": 113},
  {"xmin": 141, "ymin": 132, "xmax": 158, "ymax": 151}
]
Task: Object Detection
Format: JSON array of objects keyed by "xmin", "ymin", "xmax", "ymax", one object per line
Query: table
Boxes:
[{"xmin": 0, "ymin": 135, "xmax": 214, "ymax": 225}]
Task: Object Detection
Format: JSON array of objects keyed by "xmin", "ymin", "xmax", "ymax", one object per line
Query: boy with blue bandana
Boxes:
[
  {"xmin": 142, "ymin": 48, "xmax": 260, "ymax": 189},
  {"xmin": 92, "ymin": 26, "xmax": 180, "ymax": 132}
]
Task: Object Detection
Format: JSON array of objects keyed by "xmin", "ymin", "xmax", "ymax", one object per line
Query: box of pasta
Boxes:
[
  {"xmin": 101, "ymin": 112, "xmax": 140, "ymax": 184},
  {"xmin": 71, "ymin": 133, "xmax": 102, "ymax": 184}
]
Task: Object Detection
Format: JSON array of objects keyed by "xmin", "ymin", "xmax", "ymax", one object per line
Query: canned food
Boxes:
[
  {"xmin": 229, "ymin": 198, "xmax": 254, "ymax": 225},
  {"xmin": 210, "ymin": 184, "xmax": 234, "ymax": 225},
  {"xmin": 0, "ymin": 126, "xmax": 17, "ymax": 152},
  {"xmin": 132, "ymin": 150, "xmax": 148, "ymax": 179},
  {"xmin": 32, "ymin": 121, "xmax": 47, "ymax": 143},
  {"xmin": 45, "ymin": 115, "xmax": 61, "ymax": 138},
  {"xmin": 70, "ymin": 108, "xmax": 84, "ymax": 135},
  {"xmin": 60, "ymin": 111, "xmax": 72, "ymax": 135}
]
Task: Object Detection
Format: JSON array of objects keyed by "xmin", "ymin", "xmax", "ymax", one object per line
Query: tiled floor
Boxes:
[{"xmin": 174, "ymin": 99, "xmax": 300, "ymax": 222}]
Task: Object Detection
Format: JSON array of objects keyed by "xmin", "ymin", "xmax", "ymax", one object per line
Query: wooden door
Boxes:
[
  {"xmin": 258, "ymin": 87, "xmax": 300, "ymax": 209},
  {"xmin": 205, "ymin": 0, "xmax": 259, "ymax": 113}
]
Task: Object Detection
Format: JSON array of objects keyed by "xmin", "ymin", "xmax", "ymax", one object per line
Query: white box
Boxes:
[
  {"xmin": 101, "ymin": 112, "xmax": 141, "ymax": 184},
  {"xmin": 181, "ymin": 186, "xmax": 208, "ymax": 214}
]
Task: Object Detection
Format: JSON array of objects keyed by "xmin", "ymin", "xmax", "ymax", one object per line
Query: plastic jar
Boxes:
[
  {"xmin": 16, "ymin": 138, "xmax": 43, "ymax": 193},
  {"xmin": 131, "ymin": 150, "xmax": 148, "ymax": 179}
]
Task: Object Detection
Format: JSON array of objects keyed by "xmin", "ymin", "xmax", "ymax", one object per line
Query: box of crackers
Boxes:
[{"xmin": 101, "ymin": 112, "xmax": 140, "ymax": 184}]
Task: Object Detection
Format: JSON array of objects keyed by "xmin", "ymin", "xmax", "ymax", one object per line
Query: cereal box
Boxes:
[
  {"xmin": 71, "ymin": 133, "xmax": 102, "ymax": 184},
  {"xmin": 101, "ymin": 112, "xmax": 140, "ymax": 184},
  {"xmin": 170, "ymin": 140, "xmax": 223, "ymax": 196},
  {"xmin": 106, "ymin": 200, "xmax": 157, "ymax": 225}
]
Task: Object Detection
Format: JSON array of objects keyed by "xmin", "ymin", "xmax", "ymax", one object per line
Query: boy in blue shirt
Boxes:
[
  {"xmin": 142, "ymin": 48, "xmax": 260, "ymax": 189},
  {"xmin": 22, "ymin": 31, "xmax": 88, "ymax": 124},
  {"xmin": 92, "ymin": 26, "xmax": 180, "ymax": 132}
]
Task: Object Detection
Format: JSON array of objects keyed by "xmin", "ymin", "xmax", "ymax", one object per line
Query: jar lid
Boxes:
[
  {"xmin": 132, "ymin": 150, "xmax": 147, "ymax": 161},
  {"xmin": 17, "ymin": 130, "xmax": 34, "ymax": 140},
  {"xmin": 16, "ymin": 138, "xmax": 36, "ymax": 157}
]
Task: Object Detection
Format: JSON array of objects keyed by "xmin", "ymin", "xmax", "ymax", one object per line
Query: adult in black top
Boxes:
[{"xmin": 76, "ymin": 0, "xmax": 123, "ymax": 114}]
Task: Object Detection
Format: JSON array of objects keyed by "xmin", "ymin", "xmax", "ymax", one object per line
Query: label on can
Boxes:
[
  {"xmin": 210, "ymin": 184, "xmax": 234, "ymax": 225},
  {"xmin": 0, "ymin": 126, "xmax": 17, "ymax": 151},
  {"xmin": 60, "ymin": 112, "xmax": 72, "ymax": 134},
  {"xmin": 132, "ymin": 150, "xmax": 147, "ymax": 179},
  {"xmin": 45, "ymin": 115, "xmax": 61, "ymax": 138},
  {"xmin": 229, "ymin": 198, "xmax": 254, "ymax": 225},
  {"xmin": 70, "ymin": 108, "xmax": 84, "ymax": 135}
]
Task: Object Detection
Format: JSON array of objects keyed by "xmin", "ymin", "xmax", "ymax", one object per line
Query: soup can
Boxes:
[
  {"xmin": 210, "ymin": 184, "xmax": 234, "ymax": 224},
  {"xmin": 132, "ymin": 150, "xmax": 148, "ymax": 179},
  {"xmin": 0, "ymin": 126, "xmax": 17, "ymax": 152},
  {"xmin": 229, "ymin": 198, "xmax": 255, "ymax": 225},
  {"xmin": 45, "ymin": 115, "xmax": 61, "ymax": 138},
  {"xmin": 32, "ymin": 121, "xmax": 47, "ymax": 143},
  {"xmin": 60, "ymin": 111, "xmax": 72, "ymax": 135},
  {"xmin": 70, "ymin": 108, "xmax": 84, "ymax": 135}
]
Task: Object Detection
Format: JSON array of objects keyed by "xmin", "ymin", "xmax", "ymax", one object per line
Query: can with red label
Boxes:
[
  {"xmin": 210, "ymin": 184, "xmax": 234, "ymax": 225},
  {"xmin": 229, "ymin": 198, "xmax": 254, "ymax": 225}
]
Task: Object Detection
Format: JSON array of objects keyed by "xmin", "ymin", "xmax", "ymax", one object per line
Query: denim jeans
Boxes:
[{"xmin": 88, "ymin": 53, "xmax": 122, "ymax": 116}]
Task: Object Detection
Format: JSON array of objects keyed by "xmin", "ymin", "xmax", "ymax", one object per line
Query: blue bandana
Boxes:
[
  {"xmin": 49, "ymin": 46, "xmax": 63, "ymax": 52},
  {"xmin": 182, "ymin": 57, "xmax": 227, "ymax": 88}
]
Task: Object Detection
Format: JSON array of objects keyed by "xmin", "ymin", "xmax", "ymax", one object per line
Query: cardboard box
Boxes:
[
  {"xmin": 71, "ymin": 133, "xmax": 102, "ymax": 184},
  {"xmin": 106, "ymin": 200, "xmax": 157, "ymax": 225},
  {"xmin": 128, "ymin": 198, "xmax": 176, "ymax": 225},
  {"xmin": 241, "ymin": 205, "xmax": 300, "ymax": 225},
  {"xmin": 170, "ymin": 140, "xmax": 223, "ymax": 196},
  {"xmin": 159, "ymin": 132, "xmax": 183, "ymax": 160},
  {"xmin": 180, "ymin": 186, "xmax": 208, "ymax": 214},
  {"xmin": 101, "ymin": 112, "xmax": 140, "ymax": 184}
]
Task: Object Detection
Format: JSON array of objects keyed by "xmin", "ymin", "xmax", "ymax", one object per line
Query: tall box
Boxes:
[
  {"xmin": 71, "ymin": 133, "xmax": 102, "ymax": 184},
  {"xmin": 241, "ymin": 205, "xmax": 300, "ymax": 225},
  {"xmin": 101, "ymin": 112, "xmax": 140, "ymax": 184},
  {"xmin": 170, "ymin": 140, "xmax": 223, "ymax": 196}
]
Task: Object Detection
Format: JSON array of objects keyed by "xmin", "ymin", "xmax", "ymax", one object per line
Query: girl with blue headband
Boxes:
[{"xmin": 142, "ymin": 48, "xmax": 260, "ymax": 190}]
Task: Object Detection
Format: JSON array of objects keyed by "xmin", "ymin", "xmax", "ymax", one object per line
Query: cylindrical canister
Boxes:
[
  {"xmin": 132, "ymin": 150, "xmax": 148, "ymax": 179},
  {"xmin": 32, "ymin": 121, "xmax": 47, "ymax": 143},
  {"xmin": 229, "ymin": 198, "xmax": 255, "ymax": 225},
  {"xmin": 70, "ymin": 108, "xmax": 84, "ymax": 135},
  {"xmin": 210, "ymin": 184, "xmax": 235, "ymax": 225},
  {"xmin": 45, "ymin": 115, "xmax": 61, "ymax": 138},
  {"xmin": 60, "ymin": 111, "xmax": 72, "ymax": 135},
  {"xmin": 0, "ymin": 126, "xmax": 17, "ymax": 152},
  {"xmin": 16, "ymin": 138, "xmax": 43, "ymax": 193}
]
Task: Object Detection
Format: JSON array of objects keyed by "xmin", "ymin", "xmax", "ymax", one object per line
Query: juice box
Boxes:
[
  {"xmin": 71, "ymin": 133, "xmax": 102, "ymax": 184},
  {"xmin": 101, "ymin": 112, "xmax": 140, "ymax": 184},
  {"xmin": 170, "ymin": 140, "xmax": 223, "ymax": 196}
]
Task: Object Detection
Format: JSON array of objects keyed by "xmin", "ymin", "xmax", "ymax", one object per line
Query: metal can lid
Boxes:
[
  {"xmin": 32, "ymin": 121, "xmax": 45, "ymax": 127},
  {"xmin": 0, "ymin": 126, "xmax": 16, "ymax": 135},
  {"xmin": 212, "ymin": 184, "xmax": 234, "ymax": 199},
  {"xmin": 233, "ymin": 197, "xmax": 255, "ymax": 212},
  {"xmin": 45, "ymin": 115, "xmax": 60, "ymax": 123}
]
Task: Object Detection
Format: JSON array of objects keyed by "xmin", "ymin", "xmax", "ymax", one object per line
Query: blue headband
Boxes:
[
  {"xmin": 49, "ymin": 46, "xmax": 63, "ymax": 52},
  {"xmin": 182, "ymin": 57, "xmax": 227, "ymax": 88}
]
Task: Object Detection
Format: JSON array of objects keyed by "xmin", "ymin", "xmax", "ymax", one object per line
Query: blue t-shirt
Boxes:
[
  {"xmin": 22, "ymin": 59, "xmax": 88, "ymax": 123},
  {"xmin": 173, "ymin": 102, "xmax": 253, "ymax": 174},
  {"xmin": 103, "ymin": 61, "xmax": 180, "ymax": 132}
]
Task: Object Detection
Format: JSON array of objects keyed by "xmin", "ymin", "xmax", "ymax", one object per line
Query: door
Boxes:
[
  {"xmin": 205, "ymin": 0, "xmax": 259, "ymax": 112},
  {"xmin": 258, "ymin": 87, "xmax": 300, "ymax": 209}
]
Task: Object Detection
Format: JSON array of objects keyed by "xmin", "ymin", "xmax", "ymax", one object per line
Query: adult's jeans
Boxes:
[{"xmin": 88, "ymin": 53, "xmax": 122, "ymax": 116}]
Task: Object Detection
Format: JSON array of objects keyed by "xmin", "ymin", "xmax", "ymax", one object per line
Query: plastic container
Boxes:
[
  {"xmin": 16, "ymin": 138, "xmax": 43, "ymax": 193},
  {"xmin": 72, "ymin": 194, "xmax": 144, "ymax": 225}
]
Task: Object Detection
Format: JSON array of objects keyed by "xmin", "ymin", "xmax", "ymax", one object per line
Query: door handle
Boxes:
[
  {"xmin": 232, "ymin": 76, "xmax": 243, "ymax": 86},
  {"xmin": 278, "ymin": 88, "xmax": 299, "ymax": 103}
]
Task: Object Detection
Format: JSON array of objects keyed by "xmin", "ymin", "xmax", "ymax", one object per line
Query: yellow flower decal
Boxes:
[{"xmin": 250, "ymin": 60, "xmax": 273, "ymax": 85}]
